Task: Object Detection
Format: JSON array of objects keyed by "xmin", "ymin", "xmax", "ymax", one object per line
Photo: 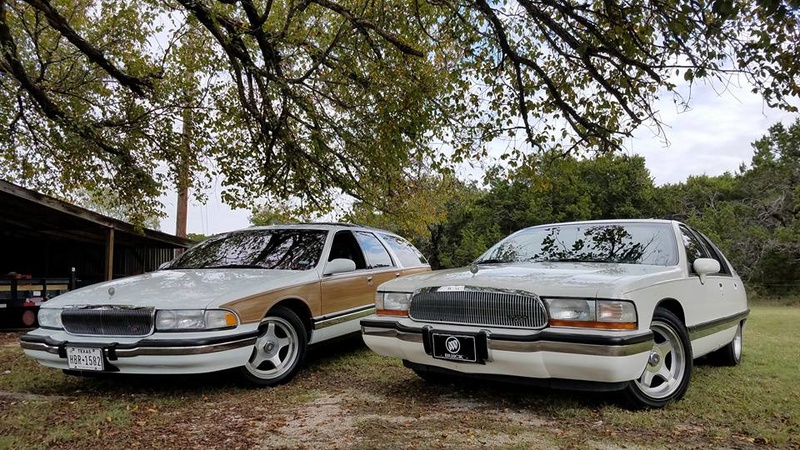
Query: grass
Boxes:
[{"xmin": 0, "ymin": 305, "xmax": 798, "ymax": 449}]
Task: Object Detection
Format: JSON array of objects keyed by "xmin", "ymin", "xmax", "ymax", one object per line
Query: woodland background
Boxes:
[
  {"xmin": 2, "ymin": 0, "xmax": 799, "ymax": 294},
  {"xmin": 252, "ymin": 119, "xmax": 800, "ymax": 296}
]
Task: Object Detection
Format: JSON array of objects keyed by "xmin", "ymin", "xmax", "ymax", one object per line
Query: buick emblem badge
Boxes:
[
  {"xmin": 445, "ymin": 336, "xmax": 461, "ymax": 354},
  {"xmin": 108, "ymin": 287, "xmax": 115, "ymax": 297}
]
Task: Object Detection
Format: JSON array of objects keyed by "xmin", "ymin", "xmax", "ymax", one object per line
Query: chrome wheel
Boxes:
[
  {"xmin": 732, "ymin": 324, "xmax": 743, "ymax": 361},
  {"xmin": 712, "ymin": 321, "xmax": 743, "ymax": 366},
  {"xmin": 240, "ymin": 306, "xmax": 306, "ymax": 386},
  {"xmin": 624, "ymin": 307, "xmax": 693, "ymax": 409},
  {"xmin": 634, "ymin": 319, "xmax": 687, "ymax": 400}
]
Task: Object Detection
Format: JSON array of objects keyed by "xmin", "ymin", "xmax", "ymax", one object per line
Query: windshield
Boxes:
[
  {"xmin": 166, "ymin": 229, "xmax": 328, "ymax": 270},
  {"xmin": 476, "ymin": 223, "xmax": 678, "ymax": 266}
]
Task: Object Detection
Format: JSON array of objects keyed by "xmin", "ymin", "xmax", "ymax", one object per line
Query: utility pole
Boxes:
[{"xmin": 176, "ymin": 104, "xmax": 191, "ymax": 239}]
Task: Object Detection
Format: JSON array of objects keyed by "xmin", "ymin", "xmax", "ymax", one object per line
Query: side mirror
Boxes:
[
  {"xmin": 323, "ymin": 258, "xmax": 357, "ymax": 275},
  {"xmin": 693, "ymin": 258, "xmax": 720, "ymax": 285}
]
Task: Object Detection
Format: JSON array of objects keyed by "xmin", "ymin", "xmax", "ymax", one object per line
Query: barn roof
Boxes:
[{"xmin": 0, "ymin": 179, "xmax": 192, "ymax": 250}]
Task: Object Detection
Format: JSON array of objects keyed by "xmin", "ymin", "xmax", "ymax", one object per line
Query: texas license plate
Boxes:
[
  {"xmin": 66, "ymin": 347, "xmax": 104, "ymax": 371},
  {"xmin": 432, "ymin": 333, "xmax": 477, "ymax": 363}
]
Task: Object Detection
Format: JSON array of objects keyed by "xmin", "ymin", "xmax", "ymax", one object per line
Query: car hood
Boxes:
[
  {"xmin": 379, "ymin": 262, "xmax": 682, "ymax": 298},
  {"xmin": 42, "ymin": 269, "xmax": 317, "ymax": 310}
]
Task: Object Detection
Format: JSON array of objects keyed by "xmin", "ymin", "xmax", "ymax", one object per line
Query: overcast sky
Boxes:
[{"xmin": 159, "ymin": 82, "xmax": 798, "ymax": 236}]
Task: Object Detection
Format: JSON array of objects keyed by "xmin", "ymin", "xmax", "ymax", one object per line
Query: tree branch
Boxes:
[
  {"xmin": 309, "ymin": 0, "xmax": 424, "ymax": 56},
  {"xmin": 21, "ymin": 0, "xmax": 155, "ymax": 96}
]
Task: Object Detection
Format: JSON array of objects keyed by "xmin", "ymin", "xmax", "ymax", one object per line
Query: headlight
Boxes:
[
  {"xmin": 375, "ymin": 291, "xmax": 412, "ymax": 316},
  {"xmin": 545, "ymin": 299, "xmax": 637, "ymax": 330},
  {"xmin": 37, "ymin": 308, "xmax": 63, "ymax": 329},
  {"xmin": 547, "ymin": 299, "xmax": 595, "ymax": 321},
  {"xmin": 155, "ymin": 309, "xmax": 238, "ymax": 331}
]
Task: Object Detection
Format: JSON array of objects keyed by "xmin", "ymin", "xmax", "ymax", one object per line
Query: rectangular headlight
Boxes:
[
  {"xmin": 155, "ymin": 309, "xmax": 238, "ymax": 331},
  {"xmin": 545, "ymin": 299, "xmax": 637, "ymax": 330},
  {"xmin": 375, "ymin": 291, "xmax": 412, "ymax": 316},
  {"xmin": 37, "ymin": 308, "xmax": 63, "ymax": 329}
]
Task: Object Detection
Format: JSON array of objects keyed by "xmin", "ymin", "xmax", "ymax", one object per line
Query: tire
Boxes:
[
  {"xmin": 710, "ymin": 322, "xmax": 743, "ymax": 366},
  {"xmin": 239, "ymin": 306, "xmax": 307, "ymax": 386},
  {"xmin": 624, "ymin": 308, "xmax": 693, "ymax": 409}
]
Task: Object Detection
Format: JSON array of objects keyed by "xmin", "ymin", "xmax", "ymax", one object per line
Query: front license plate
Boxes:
[
  {"xmin": 66, "ymin": 347, "xmax": 104, "ymax": 371},
  {"xmin": 432, "ymin": 333, "xmax": 477, "ymax": 363}
]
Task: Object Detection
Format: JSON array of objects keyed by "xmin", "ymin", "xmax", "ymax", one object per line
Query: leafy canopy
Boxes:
[{"xmin": 0, "ymin": 0, "xmax": 798, "ymax": 223}]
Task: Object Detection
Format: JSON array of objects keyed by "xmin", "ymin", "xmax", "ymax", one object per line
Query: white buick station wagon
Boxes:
[
  {"xmin": 361, "ymin": 219, "xmax": 748, "ymax": 408},
  {"xmin": 21, "ymin": 223, "xmax": 429, "ymax": 385}
]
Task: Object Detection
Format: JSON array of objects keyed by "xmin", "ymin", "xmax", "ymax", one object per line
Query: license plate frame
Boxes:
[
  {"xmin": 431, "ymin": 333, "xmax": 478, "ymax": 363},
  {"xmin": 66, "ymin": 347, "xmax": 104, "ymax": 371}
]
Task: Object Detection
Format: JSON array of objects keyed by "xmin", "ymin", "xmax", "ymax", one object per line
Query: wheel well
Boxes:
[
  {"xmin": 655, "ymin": 298, "xmax": 685, "ymax": 324},
  {"xmin": 269, "ymin": 299, "xmax": 313, "ymax": 339}
]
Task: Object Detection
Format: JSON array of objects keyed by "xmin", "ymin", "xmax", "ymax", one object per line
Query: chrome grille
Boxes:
[
  {"xmin": 61, "ymin": 306, "xmax": 154, "ymax": 336},
  {"xmin": 409, "ymin": 287, "xmax": 548, "ymax": 329}
]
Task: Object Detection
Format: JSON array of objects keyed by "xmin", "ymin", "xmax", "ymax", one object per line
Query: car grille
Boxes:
[
  {"xmin": 61, "ymin": 306, "xmax": 155, "ymax": 336},
  {"xmin": 409, "ymin": 287, "xmax": 549, "ymax": 329}
]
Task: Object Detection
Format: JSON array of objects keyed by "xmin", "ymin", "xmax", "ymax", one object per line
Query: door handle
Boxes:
[{"xmin": 367, "ymin": 276, "xmax": 374, "ymax": 285}]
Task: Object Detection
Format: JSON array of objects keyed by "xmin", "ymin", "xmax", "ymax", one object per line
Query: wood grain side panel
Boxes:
[
  {"xmin": 400, "ymin": 267, "xmax": 431, "ymax": 276},
  {"xmin": 221, "ymin": 283, "xmax": 321, "ymax": 324},
  {"xmin": 319, "ymin": 274, "xmax": 371, "ymax": 315}
]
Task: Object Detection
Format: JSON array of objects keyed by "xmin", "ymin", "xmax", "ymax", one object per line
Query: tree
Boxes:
[
  {"xmin": 1, "ymin": 0, "xmax": 798, "ymax": 223},
  {"xmin": 76, "ymin": 186, "xmax": 162, "ymax": 230},
  {"xmin": 651, "ymin": 119, "xmax": 800, "ymax": 294},
  {"xmin": 734, "ymin": 119, "xmax": 800, "ymax": 291},
  {"xmin": 249, "ymin": 201, "xmax": 307, "ymax": 226},
  {"xmin": 442, "ymin": 0, "xmax": 800, "ymax": 157},
  {"xmin": 343, "ymin": 171, "xmax": 480, "ymax": 268},
  {"xmin": 420, "ymin": 152, "xmax": 655, "ymax": 267}
]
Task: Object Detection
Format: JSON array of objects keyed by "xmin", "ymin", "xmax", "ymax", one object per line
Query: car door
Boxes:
[
  {"xmin": 352, "ymin": 230, "xmax": 401, "ymax": 293},
  {"xmin": 677, "ymin": 225, "xmax": 727, "ymax": 326},
  {"xmin": 692, "ymin": 229, "xmax": 746, "ymax": 311},
  {"xmin": 319, "ymin": 230, "xmax": 374, "ymax": 315}
]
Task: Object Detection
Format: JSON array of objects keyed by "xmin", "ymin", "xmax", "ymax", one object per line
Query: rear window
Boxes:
[
  {"xmin": 380, "ymin": 234, "xmax": 428, "ymax": 267},
  {"xmin": 354, "ymin": 231, "xmax": 394, "ymax": 268}
]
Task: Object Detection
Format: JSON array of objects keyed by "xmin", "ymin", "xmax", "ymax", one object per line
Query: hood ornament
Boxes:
[
  {"xmin": 469, "ymin": 263, "xmax": 479, "ymax": 275},
  {"xmin": 108, "ymin": 286, "xmax": 116, "ymax": 297}
]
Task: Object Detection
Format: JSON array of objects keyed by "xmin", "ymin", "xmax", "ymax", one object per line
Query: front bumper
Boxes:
[
  {"xmin": 20, "ymin": 327, "xmax": 259, "ymax": 374},
  {"xmin": 361, "ymin": 317, "xmax": 653, "ymax": 385}
]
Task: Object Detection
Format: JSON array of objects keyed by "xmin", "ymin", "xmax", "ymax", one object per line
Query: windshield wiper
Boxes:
[
  {"xmin": 547, "ymin": 258, "xmax": 607, "ymax": 263},
  {"xmin": 475, "ymin": 258, "xmax": 506, "ymax": 264},
  {"xmin": 201, "ymin": 264, "xmax": 267, "ymax": 269}
]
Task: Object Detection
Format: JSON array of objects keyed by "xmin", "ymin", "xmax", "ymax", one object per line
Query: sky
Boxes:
[{"xmin": 159, "ymin": 82, "xmax": 798, "ymax": 237}]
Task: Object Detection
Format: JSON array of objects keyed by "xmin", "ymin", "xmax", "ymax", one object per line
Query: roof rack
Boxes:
[{"xmin": 297, "ymin": 222, "xmax": 359, "ymax": 227}]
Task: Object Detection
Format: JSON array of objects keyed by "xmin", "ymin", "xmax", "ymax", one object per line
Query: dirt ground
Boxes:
[
  {"xmin": 1, "ymin": 327, "xmax": 792, "ymax": 449},
  {"xmin": 0, "ymin": 330, "xmax": 22, "ymax": 346}
]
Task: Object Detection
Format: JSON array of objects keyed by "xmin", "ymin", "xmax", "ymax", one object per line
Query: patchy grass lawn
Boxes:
[{"xmin": 0, "ymin": 305, "xmax": 798, "ymax": 449}]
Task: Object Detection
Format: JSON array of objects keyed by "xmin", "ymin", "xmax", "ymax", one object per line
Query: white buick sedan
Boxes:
[
  {"xmin": 21, "ymin": 223, "xmax": 429, "ymax": 385},
  {"xmin": 361, "ymin": 219, "xmax": 748, "ymax": 408}
]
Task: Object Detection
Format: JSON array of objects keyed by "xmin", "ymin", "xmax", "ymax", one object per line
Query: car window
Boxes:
[
  {"xmin": 380, "ymin": 233, "xmax": 428, "ymax": 267},
  {"xmin": 693, "ymin": 229, "xmax": 732, "ymax": 276},
  {"xmin": 328, "ymin": 231, "xmax": 367, "ymax": 269},
  {"xmin": 167, "ymin": 229, "xmax": 327, "ymax": 270},
  {"xmin": 679, "ymin": 225, "xmax": 711, "ymax": 269},
  {"xmin": 353, "ymin": 231, "xmax": 394, "ymax": 269},
  {"xmin": 477, "ymin": 222, "xmax": 679, "ymax": 266}
]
